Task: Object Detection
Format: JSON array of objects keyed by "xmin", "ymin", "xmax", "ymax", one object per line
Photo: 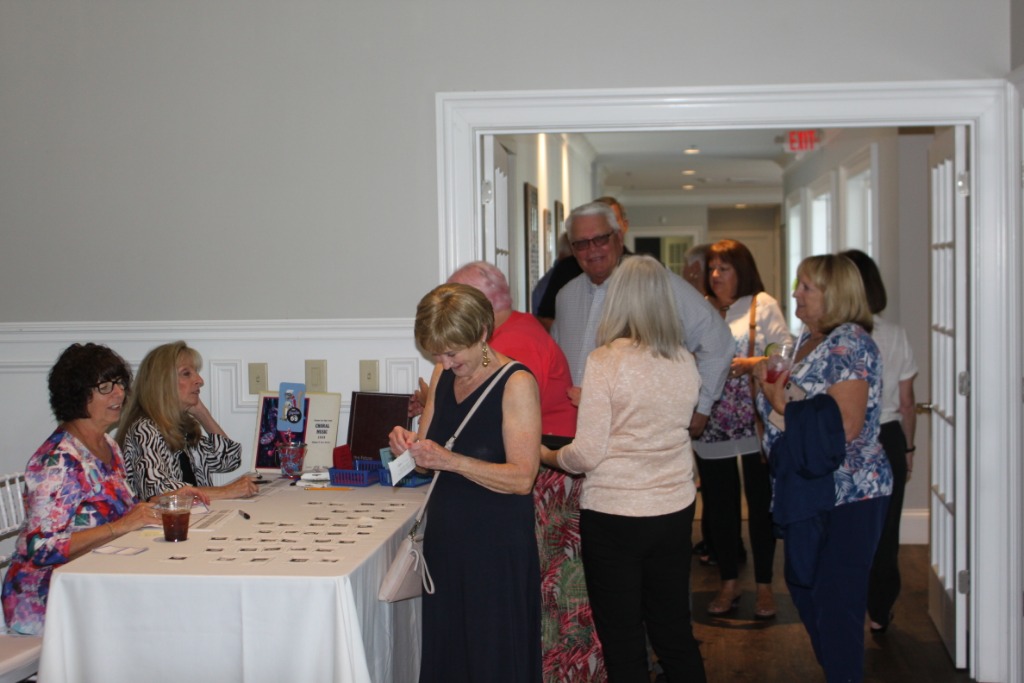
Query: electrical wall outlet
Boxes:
[
  {"xmin": 305, "ymin": 359, "xmax": 328, "ymax": 393},
  {"xmin": 248, "ymin": 363, "xmax": 269, "ymax": 394},
  {"xmin": 359, "ymin": 360, "xmax": 379, "ymax": 392}
]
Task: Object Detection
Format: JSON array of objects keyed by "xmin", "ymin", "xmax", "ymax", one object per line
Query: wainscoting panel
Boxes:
[
  {"xmin": 0, "ymin": 319, "xmax": 430, "ymax": 483},
  {"xmin": 0, "ymin": 318, "xmax": 928, "ymax": 544}
]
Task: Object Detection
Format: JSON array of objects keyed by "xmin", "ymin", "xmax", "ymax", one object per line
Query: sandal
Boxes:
[
  {"xmin": 870, "ymin": 611, "xmax": 895, "ymax": 634},
  {"xmin": 754, "ymin": 587, "xmax": 777, "ymax": 620},
  {"xmin": 707, "ymin": 591, "xmax": 741, "ymax": 615}
]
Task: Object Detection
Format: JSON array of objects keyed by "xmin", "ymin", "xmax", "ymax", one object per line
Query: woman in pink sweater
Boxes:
[{"xmin": 541, "ymin": 255, "xmax": 706, "ymax": 683}]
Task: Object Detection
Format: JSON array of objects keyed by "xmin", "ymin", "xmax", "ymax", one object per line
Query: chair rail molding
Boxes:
[{"xmin": 0, "ymin": 317, "xmax": 430, "ymax": 492}]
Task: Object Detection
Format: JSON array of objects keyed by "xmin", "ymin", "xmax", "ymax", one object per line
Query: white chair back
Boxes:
[
  {"xmin": 0, "ymin": 475, "xmax": 42, "ymax": 683},
  {"xmin": 0, "ymin": 474, "xmax": 26, "ymax": 541}
]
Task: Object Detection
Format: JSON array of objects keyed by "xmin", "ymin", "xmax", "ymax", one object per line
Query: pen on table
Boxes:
[
  {"xmin": 238, "ymin": 510, "xmax": 251, "ymax": 520},
  {"xmin": 303, "ymin": 487, "xmax": 352, "ymax": 491}
]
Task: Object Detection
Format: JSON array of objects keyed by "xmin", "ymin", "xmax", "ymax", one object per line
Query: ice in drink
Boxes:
[{"xmin": 161, "ymin": 508, "xmax": 190, "ymax": 542}]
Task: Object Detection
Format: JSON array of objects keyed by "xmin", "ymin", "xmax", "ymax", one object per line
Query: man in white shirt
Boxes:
[{"xmin": 551, "ymin": 200, "xmax": 733, "ymax": 437}]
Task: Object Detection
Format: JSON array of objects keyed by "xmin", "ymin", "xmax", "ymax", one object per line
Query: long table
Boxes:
[{"xmin": 37, "ymin": 479, "xmax": 425, "ymax": 683}]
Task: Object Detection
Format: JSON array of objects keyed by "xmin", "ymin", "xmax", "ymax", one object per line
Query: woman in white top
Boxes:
[
  {"xmin": 540, "ymin": 255, "xmax": 706, "ymax": 683},
  {"xmin": 841, "ymin": 250, "xmax": 918, "ymax": 634},
  {"xmin": 696, "ymin": 239, "xmax": 793, "ymax": 619}
]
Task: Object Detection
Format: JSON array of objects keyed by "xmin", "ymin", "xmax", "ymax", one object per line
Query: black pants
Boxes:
[
  {"xmin": 697, "ymin": 452, "xmax": 776, "ymax": 583},
  {"xmin": 867, "ymin": 420, "xmax": 908, "ymax": 624},
  {"xmin": 580, "ymin": 504, "xmax": 706, "ymax": 683}
]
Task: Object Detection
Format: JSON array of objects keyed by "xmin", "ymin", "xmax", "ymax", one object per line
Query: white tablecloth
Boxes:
[{"xmin": 38, "ymin": 479, "xmax": 425, "ymax": 683}]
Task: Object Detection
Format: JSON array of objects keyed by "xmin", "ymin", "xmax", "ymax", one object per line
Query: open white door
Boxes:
[
  {"xmin": 926, "ymin": 125, "xmax": 969, "ymax": 669},
  {"xmin": 481, "ymin": 135, "xmax": 514, "ymax": 291}
]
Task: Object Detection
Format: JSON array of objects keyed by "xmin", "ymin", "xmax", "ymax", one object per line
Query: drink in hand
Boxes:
[{"xmin": 764, "ymin": 342, "xmax": 795, "ymax": 383}]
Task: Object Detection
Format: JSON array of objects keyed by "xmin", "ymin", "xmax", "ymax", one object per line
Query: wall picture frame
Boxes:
[
  {"xmin": 553, "ymin": 199, "xmax": 565, "ymax": 265},
  {"xmin": 542, "ymin": 207, "xmax": 552, "ymax": 271},
  {"xmin": 524, "ymin": 182, "xmax": 540, "ymax": 299}
]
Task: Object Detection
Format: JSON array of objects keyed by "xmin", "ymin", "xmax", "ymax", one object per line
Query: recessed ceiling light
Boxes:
[
  {"xmin": 682, "ymin": 184, "xmax": 695, "ymax": 191},
  {"xmin": 681, "ymin": 169, "xmax": 696, "ymax": 175},
  {"xmin": 684, "ymin": 146, "xmax": 700, "ymax": 155},
  {"xmin": 735, "ymin": 203, "xmax": 747, "ymax": 209}
]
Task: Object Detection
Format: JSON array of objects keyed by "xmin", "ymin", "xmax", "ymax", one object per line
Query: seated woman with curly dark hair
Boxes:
[{"xmin": 2, "ymin": 343, "xmax": 161, "ymax": 635}]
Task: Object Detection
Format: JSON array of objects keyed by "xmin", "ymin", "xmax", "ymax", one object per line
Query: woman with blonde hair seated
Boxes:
[{"xmin": 117, "ymin": 341, "xmax": 258, "ymax": 502}]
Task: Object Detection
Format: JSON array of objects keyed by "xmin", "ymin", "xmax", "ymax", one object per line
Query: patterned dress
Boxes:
[
  {"xmin": 121, "ymin": 417, "xmax": 242, "ymax": 501},
  {"xmin": 2, "ymin": 430, "xmax": 137, "ymax": 635},
  {"xmin": 534, "ymin": 468, "xmax": 606, "ymax": 683}
]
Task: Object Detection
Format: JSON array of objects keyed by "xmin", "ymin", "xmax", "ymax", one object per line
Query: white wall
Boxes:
[
  {"xmin": 0, "ymin": 1, "xmax": 1010, "ymax": 323},
  {"xmin": 0, "ymin": 0, "xmax": 1011, "ymax": 562},
  {"xmin": 895, "ymin": 132, "xmax": 933, "ymax": 543},
  {"xmin": 781, "ymin": 128, "xmax": 932, "ymax": 541}
]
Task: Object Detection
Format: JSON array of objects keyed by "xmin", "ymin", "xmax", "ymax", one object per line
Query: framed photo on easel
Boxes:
[{"xmin": 253, "ymin": 391, "xmax": 341, "ymax": 472}]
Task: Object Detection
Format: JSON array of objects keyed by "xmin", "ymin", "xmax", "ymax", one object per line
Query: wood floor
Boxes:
[{"xmin": 689, "ymin": 537, "xmax": 974, "ymax": 682}]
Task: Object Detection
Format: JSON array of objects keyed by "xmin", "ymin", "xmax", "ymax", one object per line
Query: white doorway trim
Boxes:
[{"xmin": 436, "ymin": 80, "xmax": 1021, "ymax": 682}]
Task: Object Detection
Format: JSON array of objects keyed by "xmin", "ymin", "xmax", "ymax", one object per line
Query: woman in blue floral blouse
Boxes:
[
  {"xmin": 2, "ymin": 344, "xmax": 160, "ymax": 635},
  {"xmin": 756, "ymin": 254, "xmax": 891, "ymax": 683}
]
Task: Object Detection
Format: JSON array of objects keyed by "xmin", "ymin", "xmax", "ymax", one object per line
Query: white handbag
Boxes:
[
  {"xmin": 378, "ymin": 362, "xmax": 518, "ymax": 602},
  {"xmin": 378, "ymin": 505, "xmax": 435, "ymax": 602}
]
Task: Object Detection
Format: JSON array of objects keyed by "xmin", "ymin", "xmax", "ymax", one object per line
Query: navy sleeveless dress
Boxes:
[{"xmin": 419, "ymin": 362, "xmax": 542, "ymax": 683}]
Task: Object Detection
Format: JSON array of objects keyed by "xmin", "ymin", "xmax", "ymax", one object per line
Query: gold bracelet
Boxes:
[{"xmin": 106, "ymin": 523, "xmax": 115, "ymax": 539}]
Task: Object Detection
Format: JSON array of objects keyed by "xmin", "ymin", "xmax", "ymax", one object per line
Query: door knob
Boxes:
[{"xmin": 915, "ymin": 402, "xmax": 934, "ymax": 414}]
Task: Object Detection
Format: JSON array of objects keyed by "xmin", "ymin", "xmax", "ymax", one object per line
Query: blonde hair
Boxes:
[
  {"xmin": 414, "ymin": 283, "xmax": 494, "ymax": 355},
  {"xmin": 797, "ymin": 255, "xmax": 874, "ymax": 334},
  {"xmin": 117, "ymin": 340, "xmax": 202, "ymax": 451},
  {"xmin": 597, "ymin": 255, "xmax": 685, "ymax": 359}
]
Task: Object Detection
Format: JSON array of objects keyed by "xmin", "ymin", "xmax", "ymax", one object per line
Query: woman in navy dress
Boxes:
[{"xmin": 390, "ymin": 283, "xmax": 543, "ymax": 683}]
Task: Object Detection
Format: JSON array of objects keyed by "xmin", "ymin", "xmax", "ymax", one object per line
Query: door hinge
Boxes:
[
  {"xmin": 956, "ymin": 171, "xmax": 970, "ymax": 197},
  {"xmin": 957, "ymin": 569, "xmax": 970, "ymax": 595},
  {"xmin": 481, "ymin": 180, "xmax": 493, "ymax": 205},
  {"xmin": 958, "ymin": 371, "xmax": 970, "ymax": 397}
]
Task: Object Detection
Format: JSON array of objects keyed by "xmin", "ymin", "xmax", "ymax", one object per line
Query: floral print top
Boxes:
[
  {"xmin": 2, "ymin": 429, "xmax": 137, "ymax": 635},
  {"xmin": 696, "ymin": 293, "xmax": 792, "ymax": 460},
  {"xmin": 758, "ymin": 322, "xmax": 891, "ymax": 506}
]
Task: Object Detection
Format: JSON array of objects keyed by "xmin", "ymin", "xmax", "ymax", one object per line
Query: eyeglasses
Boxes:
[
  {"xmin": 570, "ymin": 232, "xmax": 615, "ymax": 252},
  {"xmin": 94, "ymin": 378, "xmax": 128, "ymax": 395}
]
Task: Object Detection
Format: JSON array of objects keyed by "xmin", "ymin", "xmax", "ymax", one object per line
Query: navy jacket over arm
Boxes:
[{"xmin": 769, "ymin": 393, "xmax": 846, "ymax": 587}]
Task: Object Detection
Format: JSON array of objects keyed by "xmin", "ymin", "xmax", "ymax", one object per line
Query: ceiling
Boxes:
[{"xmin": 584, "ymin": 129, "xmax": 805, "ymax": 207}]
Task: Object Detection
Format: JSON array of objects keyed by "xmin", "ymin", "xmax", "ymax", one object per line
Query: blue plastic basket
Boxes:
[
  {"xmin": 328, "ymin": 460, "xmax": 383, "ymax": 487},
  {"xmin": 379, "ymin": 468, "xmax": 433, "ymax": 488}
]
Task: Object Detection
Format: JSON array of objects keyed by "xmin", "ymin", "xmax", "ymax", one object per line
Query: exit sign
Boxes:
[{"xmin": 785, "ymin": 129, "xmax": 818, "ymax": 153}]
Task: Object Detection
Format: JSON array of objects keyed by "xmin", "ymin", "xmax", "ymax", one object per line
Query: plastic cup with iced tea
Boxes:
[
  {"xmin": 156, "ymin": 493, "xmax": 193, "ymax": 542},
  {"xmin": 764, "ymin": 342, "xmax": 796, "ymax": 383}
]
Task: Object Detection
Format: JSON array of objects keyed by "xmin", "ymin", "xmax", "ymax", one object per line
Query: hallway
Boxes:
[{"xmin": 690, "ymin": 541, "xmax": 973, "ymax": 682}]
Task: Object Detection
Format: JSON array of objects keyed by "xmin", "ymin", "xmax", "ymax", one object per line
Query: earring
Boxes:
[{"xmin": 481, "ymin": 342, "xmax": 490, "ymax": 367}]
